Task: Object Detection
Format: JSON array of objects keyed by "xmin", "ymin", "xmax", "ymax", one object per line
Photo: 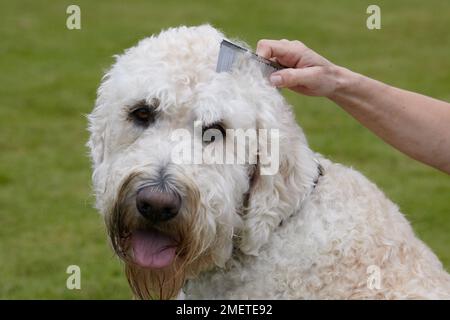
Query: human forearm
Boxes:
[
  {"xmin": 257, "ymin": 39, "xmax": 450, "ymax": 173},
  {"xmin": 329, "ymin": 67, "xmax": 450, "ymax": 173}
]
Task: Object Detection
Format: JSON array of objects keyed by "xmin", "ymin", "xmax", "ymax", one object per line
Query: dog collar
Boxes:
[{"xmin": 312, "ymin": 160, "xmax": 324, "ymax": 188}]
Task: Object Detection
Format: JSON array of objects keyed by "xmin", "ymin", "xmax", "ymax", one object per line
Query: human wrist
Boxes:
[{"xmin": 326, "ymin": 66, "xmax": 362, "ymax": 101}]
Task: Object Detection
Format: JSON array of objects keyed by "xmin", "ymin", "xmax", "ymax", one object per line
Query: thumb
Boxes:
[{"xmin": 269, "ymin": 67, "xmax": 318, "ymax": 88}]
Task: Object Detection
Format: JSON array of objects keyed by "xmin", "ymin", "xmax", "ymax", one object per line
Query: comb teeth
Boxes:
[
  {"xmin": 216, "ymin": 40, "xmax": 240, "ymax": 73},
  {"xmin": 216, "ymin": 39, "xmax": 284, "ymax": 77}
]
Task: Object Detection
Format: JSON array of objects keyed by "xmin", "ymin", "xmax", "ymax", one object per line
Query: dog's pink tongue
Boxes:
[{"xmin": 131, "ymin": 229, "xmax": 176, "ymax": 269}]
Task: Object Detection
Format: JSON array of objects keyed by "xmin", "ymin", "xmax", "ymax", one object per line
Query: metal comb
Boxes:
[{"xmin": 216, "ymin": 39, "xmax": 284, "ymax": 77}]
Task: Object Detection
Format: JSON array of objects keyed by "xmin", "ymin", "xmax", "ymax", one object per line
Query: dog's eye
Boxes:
[
  {"xmin": 202, "ymin": 123, "xmax": 226, "ymax": 144},
  {"xmin": 128, "ymin": 101, "xmax": 158, "ymax": 127},
  {"xmin": 133, "ymin": 107, "xmax": 151, "ymax": 121}
]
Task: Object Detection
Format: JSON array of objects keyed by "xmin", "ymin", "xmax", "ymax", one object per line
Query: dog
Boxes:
[{"xmin": 87, "ymin": 25, "xmax": 450, "ymax": 299}]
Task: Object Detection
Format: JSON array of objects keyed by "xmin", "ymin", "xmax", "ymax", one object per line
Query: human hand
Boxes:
[{"xmin": 256, "ymin": 39, "xmax": 342, "ymax": 97}]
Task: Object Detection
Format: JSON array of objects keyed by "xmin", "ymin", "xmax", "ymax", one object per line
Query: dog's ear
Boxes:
[
  {"xmin": 87, "ymin": 113, "xmax": 106, "ymax": 168},
  {"xmin": 238, "ymin": 98, "xmax": 317, "ymax": 256},
  {"xmin": 87, "ymin": 71, "xmax": 111, "ymax": 169},
  {"xmin": 87, "ymin": 98, "xmax": 109, "ymax": 201},
  {"xmin": 87, "ymin": 71, "xmax": 114, "ymax": 170}
]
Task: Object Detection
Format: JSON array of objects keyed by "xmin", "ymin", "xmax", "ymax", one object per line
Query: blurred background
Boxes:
[{"xmin": 0, "ymin": 0, "xmax": 449, "ymax": 299}]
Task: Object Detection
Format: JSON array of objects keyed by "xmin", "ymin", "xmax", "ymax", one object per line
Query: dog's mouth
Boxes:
[{"xmin": 130, "ymin": 229, "xmax": 178, "ymax": 269}]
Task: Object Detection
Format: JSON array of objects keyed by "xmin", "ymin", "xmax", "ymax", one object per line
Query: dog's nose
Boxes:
[{"xmin": 136, "ymin": 187, "xmax": 181, "ymax": 223}]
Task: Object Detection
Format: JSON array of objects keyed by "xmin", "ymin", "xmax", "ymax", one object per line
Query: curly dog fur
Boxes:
[{"xmin": 87, "ymin": 25, "xmax": 450, "ymax": 299}]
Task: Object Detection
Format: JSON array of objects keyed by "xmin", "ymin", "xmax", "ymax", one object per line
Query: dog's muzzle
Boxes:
[
  {"xmin": 130, "ymin": 186, "xmax": 182, "ymax": 269},
  {"xmin": 107, "ymin": 173, "xmax": 186, "ymax": 271}
]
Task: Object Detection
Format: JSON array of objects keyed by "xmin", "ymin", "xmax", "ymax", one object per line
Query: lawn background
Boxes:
[{"xmin": 0, "ymin": 0, "xmax": 449, "ymax": 299}]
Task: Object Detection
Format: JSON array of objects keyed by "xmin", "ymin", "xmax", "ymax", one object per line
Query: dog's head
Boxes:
[{"xmin": 87, "ymin": 25, "xmax": 317, "ymax": 299}]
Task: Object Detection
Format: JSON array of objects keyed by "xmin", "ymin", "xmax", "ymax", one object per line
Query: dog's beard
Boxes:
[{"xmin": 106, "ymin": 172, "xmax": 215, "ymax": 299}]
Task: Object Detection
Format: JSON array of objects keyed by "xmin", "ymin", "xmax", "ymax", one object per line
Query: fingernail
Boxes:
[{"xmin": 270, "ymin": 74, "xmax": 282, "ymax": 87}]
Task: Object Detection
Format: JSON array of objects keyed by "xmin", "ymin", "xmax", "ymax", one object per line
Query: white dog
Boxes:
[{"xmin": 87, "ymin": 25, "xmax": 450, "ymax": 299}]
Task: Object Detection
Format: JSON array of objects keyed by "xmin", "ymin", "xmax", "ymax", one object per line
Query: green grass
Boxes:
[{"xmin": 0, "ymin": 0, "xmax": 449, "ymax": 299}]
